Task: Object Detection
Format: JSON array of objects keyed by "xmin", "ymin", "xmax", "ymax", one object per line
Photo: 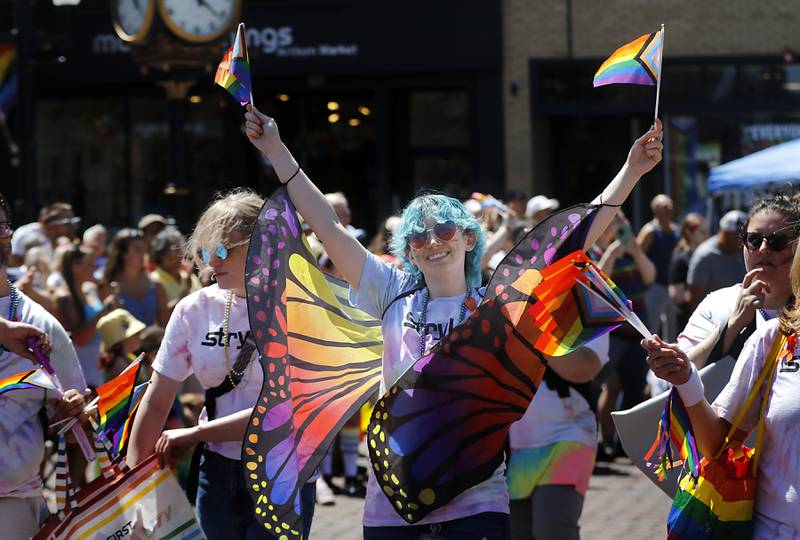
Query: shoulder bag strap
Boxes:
[{"xmin": 714, "ymin": 331, "xmax": 787, "ymax": 460}]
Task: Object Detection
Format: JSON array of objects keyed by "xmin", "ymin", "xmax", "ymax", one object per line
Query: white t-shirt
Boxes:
[
  {"xmin": 10, "ymin": 222, "xmax": 51, "ymax": 258},
  {"xmin": 712, "ymin": 319, "xmax": 800, "ymax": 534},
  {"xmin": 152, "ymin": 284, "xmax": 262, "ymax": 460},
  {"xmin": 677, "ymin": 284, "xmax": 776, "ymax": 352},
  {"xmin": 509, "ymin": 334, "xmax": 609, "ymax": 449},
  {"xmin": 0, "ymin": 290, "xmax": 86, "ymax": 498},
  {"xmin": 350, "ymin": 253, "xmax": 509, "ymax": 527}
]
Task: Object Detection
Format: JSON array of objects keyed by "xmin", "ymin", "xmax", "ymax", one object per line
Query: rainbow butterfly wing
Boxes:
[
  {"xmin": 369, "ymin": 205, "xmax": 620, "ymax": 523},
  {"xmin": 244, "ymin": 188, "xmax": 383, "ymax": 537}
]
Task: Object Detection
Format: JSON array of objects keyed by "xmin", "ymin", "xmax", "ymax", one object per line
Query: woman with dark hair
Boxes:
[
  {"xmin": 99, "ymin": 228, "xmax": 168, "ymax": 327},
  {"xmin": 54, "ymin": 245, "xmax": 118, "ymax": 387},
  {"xmin": 668, "ymin": 213, "xmax": 708, "ymax": 333},
  {"xmin": 148, "ymin": 227, "xmax": 201, "ymax": 312},
  {"xmin": 644, "ymin": 235, "xmax": 800, "ymax": 538}
]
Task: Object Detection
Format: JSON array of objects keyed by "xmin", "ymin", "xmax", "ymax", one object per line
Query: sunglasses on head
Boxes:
[
  {"xmin": 197, "ymin": 242, "xmax": 229, "ymax": 264},
  {"xmin": 407, "ymin": 221, "xmax": 459, "ymax": 250},
  {"xmin": 739, "ymin": 223, "xmax": 799, "ymax": 252}
]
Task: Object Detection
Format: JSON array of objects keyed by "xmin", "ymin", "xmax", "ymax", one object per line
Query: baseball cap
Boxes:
[
  {"xmin": 137, "ymin": 214, "xmax": 167, "ymax": 231},
  {"xmin": 525, "ymin": 195, "xmax": 560, "ymax": 218},
  {"xmin": 719, "ymin": 210, "xmax": 747, "ymax": 232},
  {"xmin": 97, "ymin": 309, "xmax": 146, "ymax": 352}
]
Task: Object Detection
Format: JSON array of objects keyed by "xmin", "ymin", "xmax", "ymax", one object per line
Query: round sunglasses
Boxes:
[
  {"xmin": 407, "ymin": 221, "xmax": 459, "ymax": 250},
  {"xmin": 739, "ymin": 223, "xmax": 799, "ymax": 252},
  {"xmin": 197, "ymin": 242, "xmax": 229, "ymax": 264}
]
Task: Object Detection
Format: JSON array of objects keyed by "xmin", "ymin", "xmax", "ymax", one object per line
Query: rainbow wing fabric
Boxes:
[
  {"xmin": 368, "ymin": 205, "xmax": 628, "ymax": 523},
  {"xmin": 593, "ymin": 30, "xmax": 663, "ymax": 87},
  {"xmin": 244, "ymin": 187, "xmax": 383, "ymax": 537},
  {"xmin": 94, "ymin": 360, "xmax": 141, "ymax": 456},
  {"xmin": 214, "ymin": 23, "xmax": 252, "ymax": 106},
  {"xmin": 0, "ymin": 369, "xmax": 57, "ymax": 395}
]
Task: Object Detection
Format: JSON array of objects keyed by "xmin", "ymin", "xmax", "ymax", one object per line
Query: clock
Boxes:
[
  {"xmin": 111, "ymin": 0, "xmax": 156, "ymax": 43},
  {"xmin": 157, "ymin": 0, "xmax": 241, "ymax": 43}
]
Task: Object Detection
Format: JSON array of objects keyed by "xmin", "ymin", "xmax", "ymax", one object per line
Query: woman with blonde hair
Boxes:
[
  {"xmin": 645, "ymin": 231, "xmax": 800, "ymax": 538},
  {"xmin": 128, "ymin": 189, "xmax": 317, "ymax": 539}
]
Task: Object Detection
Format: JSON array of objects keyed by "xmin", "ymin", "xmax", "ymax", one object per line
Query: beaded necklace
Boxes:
[
  {"xmin": 0, "ymin": 280, "xmax": 20, "ymax": 355},
  {"xmin": 417, "ymin": 287, "xmax": 472, "ymax": 358},
  {"xmin": 222, "ymin": 289, "xmax": 247, "ymax": 388}
]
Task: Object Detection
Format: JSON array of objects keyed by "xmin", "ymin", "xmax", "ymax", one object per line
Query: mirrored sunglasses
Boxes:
[
  {"xmin": 198, "ymin": 242, "xmax": 229, "ymax": 264},
  {"xmin": 407, "ymin": 221, "xmax": 459, "ymax": 250},
  {"xmin": 739, "ymin": 224, "xmax": 799, "ymax": 252}
]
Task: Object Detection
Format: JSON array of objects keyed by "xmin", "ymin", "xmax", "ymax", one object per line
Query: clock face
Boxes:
[
  {"xmin": 158, "ymin": 0, "xmax": 240, "ymax": 43},
  {"xmin": 112, "ymin": 0, "xmax": 155, "ymax": 42}
]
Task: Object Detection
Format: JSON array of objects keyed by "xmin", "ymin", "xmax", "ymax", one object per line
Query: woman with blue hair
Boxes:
[{"xmin": 244, "ymin": 104, "xmax": 663, "ymax": 539}]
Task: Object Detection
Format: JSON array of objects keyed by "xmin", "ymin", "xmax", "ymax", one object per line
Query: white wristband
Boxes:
[{"xmin": 675, "ymin": 364, "xmax": 704, "ymax": 407}]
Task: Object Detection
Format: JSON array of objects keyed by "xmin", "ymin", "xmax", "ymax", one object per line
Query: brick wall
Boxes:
[{"xmin": 503, "ymin": 0, "xmax": 800, "ymax": 196}]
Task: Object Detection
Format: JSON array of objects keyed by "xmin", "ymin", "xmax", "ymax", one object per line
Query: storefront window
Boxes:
[{"xmin": 409, "ymin": 91, "xmax": 469, "ymax": 147}]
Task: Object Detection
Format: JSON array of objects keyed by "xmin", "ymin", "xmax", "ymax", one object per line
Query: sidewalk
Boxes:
[{"xmin": 311, "ymin": 458, "xmax": 672, "ymax": 539}]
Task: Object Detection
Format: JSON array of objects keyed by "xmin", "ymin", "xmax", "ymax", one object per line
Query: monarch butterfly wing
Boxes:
[
  {"xmin": 370, "ymin": 205, "xmax": 602, "ymax": 523},
  {"xmin": 244, "ymin": 188, "xmax": 383, "ymax": 537}
]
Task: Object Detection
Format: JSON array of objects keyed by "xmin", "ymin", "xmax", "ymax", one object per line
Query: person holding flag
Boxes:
[{"xmin": 0, "ymin": 192, "xmax": 88, "ymax": 540}]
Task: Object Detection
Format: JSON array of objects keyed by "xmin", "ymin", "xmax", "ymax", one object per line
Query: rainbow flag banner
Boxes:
[
  {"xmin": 644, "ymin": 388, "xmax": 701, "ymax": 481},
  {"xmin": 0, "ymin": 369, "xmax": 58, "ymax": 395},
  {"xmin": 112, "ymin": 382, "xmax": 148, "ymax": 457},
  {"xmin": 593, "ymin": 29, "xmax": 664, "ymax": 87},
  {"xmin": 214, "ymin": 23, "xmax": 252, "ymax": 106},
  {"xmin": 94, "ymin": 358, "xmax": 141, "ymax": 455}
]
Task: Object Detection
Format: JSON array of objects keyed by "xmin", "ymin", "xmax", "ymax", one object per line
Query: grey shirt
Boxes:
[{"xmin": 686, "ymin": 236, "xmax": 746, "ymax": 299}]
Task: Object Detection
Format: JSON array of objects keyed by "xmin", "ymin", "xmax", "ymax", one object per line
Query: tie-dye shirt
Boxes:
[
  {"xmin": 0, "ymin": 290, "xmax": 86, "ymax": 498},
  {"xmin": 350, "ymin": 253, "xmax": 509, "ymax": 527}
]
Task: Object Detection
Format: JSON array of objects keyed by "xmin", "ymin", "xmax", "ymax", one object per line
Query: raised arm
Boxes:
[
  {"xmin": 584, "ymin": 119, "xmax": 663, "ymax": 250},
  {"xmin": 244, "ymin": 105, "xmax": 369, "ymax": 289}
]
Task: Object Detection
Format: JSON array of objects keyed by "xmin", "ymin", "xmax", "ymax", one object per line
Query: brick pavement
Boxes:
[{"xmin": 311, "ymin": 458, "xmax": 672, "ymax": 540}]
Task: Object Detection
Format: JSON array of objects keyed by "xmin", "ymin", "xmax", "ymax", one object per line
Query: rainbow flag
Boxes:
[
  {"xmin": 593, "ymin": 30, "xmax": 663, "ymax": 87},
  {"xmin": 0, "ymin": 45, "xmax": 16, "ymax": 115},
  {"xmin": 522, "ymin": 250, "xmax": 627, "ymax": 356},
  {"xmin": 0, "ymin": 369, "xmax": 58, "ymax": 395},
  {"xmin": 95, "ymin": 359, "xmax": 141, "ymax": 454},
  {"xmin": 645, "ymin": 388, "xmax": 701, "ymax": 481},
  {"xmin": 113, "ymin": 382, "xmax": 148, "ymax": 457},
  {"xmin": 214, "ymin": 23, "xmax": 251, "ymax": 106}
]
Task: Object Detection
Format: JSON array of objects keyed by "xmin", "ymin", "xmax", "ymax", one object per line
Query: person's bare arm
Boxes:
[
  {"xmin": 154, "ymin": 282, "xmax": 170, "ymax": 327},
  {"xmin": 127, "ymin": 371, "xmax": 180, "ymax": 466},
  {"xmin": 244, "ymin": 105, "xmax": 369, "ymax": 289},
  {"xmin": 584, "ymin": 120, "xmax": 663, "ymax": 250},
  {"xmin": 629, "ymin": 241, "xmax": 656, "ymax": 285},
  {"xmin": 636, "ymin": 223, "xmax": 655, "ymax": 253},
  {"xmin": 546, "ymin": 346, "xmax": 603, "ymax": 383}
]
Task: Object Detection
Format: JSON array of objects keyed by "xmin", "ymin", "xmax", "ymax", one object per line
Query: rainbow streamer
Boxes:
[
  {"xmin": 0, "ymin": 369, "xmax": 57, "ymax": 395},
  {"xmin": 645, "ymin": 388, "xmax": 700, "ymax": 481},
  {"xmin": 214, "ymin": 23, "xmax": 252, "ymax": 106},
  {"xmin": 593, "ymin": 30, "xmax": 663, "ymax": 87},
  {"xmin": 95, "ymin": 359, "xmax": 141, "ymax": 455}
]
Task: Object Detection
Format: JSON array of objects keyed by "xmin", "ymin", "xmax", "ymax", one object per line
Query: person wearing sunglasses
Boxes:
[
  {"xmin": 243, "ymin": 103, "xmax": 663, "ymax": 539},
  {"xmin": 678, "ymin": 195, "xmax": 800, "ymax": 366},
  {"xmin": 643, "ymin": 209, "xmax": 800, "ymax": 539},
  {"xmin": 127, "ymin": 189, "xmax": 318, "ymax": 540}
]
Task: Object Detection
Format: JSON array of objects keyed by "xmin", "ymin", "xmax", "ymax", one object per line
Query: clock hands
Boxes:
[{"xmin": 195, "ymin": 0, "xmax": 224, "ymax": 19}]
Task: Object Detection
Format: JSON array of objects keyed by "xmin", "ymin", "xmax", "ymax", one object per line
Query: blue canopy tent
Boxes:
[{"xmin": 707, "ymin": 138, "xmax": 800, "ymax": 193}]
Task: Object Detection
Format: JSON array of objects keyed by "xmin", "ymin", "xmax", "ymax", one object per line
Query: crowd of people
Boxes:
[{"xmin": 0, "ymin": 107, "xmax": 798, "ymax": 540}]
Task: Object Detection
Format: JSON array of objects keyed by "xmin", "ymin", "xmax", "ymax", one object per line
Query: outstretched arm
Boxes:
[
  {"xmin": 244, "ymin": 105, "xmax": 369, "ymax": 290},
  {"xmin": 584, "ymin": 119, "xmax": 664, "ymax": 250}
]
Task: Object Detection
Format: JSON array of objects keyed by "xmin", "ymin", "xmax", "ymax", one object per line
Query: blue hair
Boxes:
[{"xmin": 390, "ymin": 194, "xmax": 486, "ymax": 289}]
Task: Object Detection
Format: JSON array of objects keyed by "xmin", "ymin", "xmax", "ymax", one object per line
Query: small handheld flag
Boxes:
[
  {"xmin": 94, "ymin": 356, "xmax": 142, "ymax": 455},
  {"xmin": 215, "ymin": 22, "xmax": 252, "ymax": 106},
  {"xmin": 0, "ymin": 369, "xmax": 57, "ymax": 395},
  {"xmin": 594, "ymin": 25, "xmax": 665, "ymax": 120}
]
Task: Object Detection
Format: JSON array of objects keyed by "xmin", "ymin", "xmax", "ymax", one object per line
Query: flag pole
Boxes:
[
  {"xmin": 653, "ymin": 23, "xmax": 665, "ymax": 122},
  {"xmin": 239, "ymin": 22, "xmax": 255, "ymax": 108}
]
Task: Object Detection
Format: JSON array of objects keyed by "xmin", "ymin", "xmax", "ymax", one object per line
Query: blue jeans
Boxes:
[
  {"xmin": 364, "ymin": 512, "xmax": 511, "ymax": 540},
  {"xmin": 196, "ymin": 450, "xmax": 316, "ymax": 540}
]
